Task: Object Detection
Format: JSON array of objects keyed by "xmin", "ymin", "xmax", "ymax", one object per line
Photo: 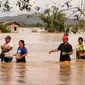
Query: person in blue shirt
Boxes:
[{"xmin": 14, "ymin": 40, "xmax": 27, "ymax": 63}]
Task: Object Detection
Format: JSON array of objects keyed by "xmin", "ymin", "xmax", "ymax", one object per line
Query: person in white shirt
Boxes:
[{"xmin": 0, "ymin": 35, "xmax": 13, "ymax": 62}]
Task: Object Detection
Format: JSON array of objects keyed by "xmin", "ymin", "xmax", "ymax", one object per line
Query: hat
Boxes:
[
  {"xmin": 5, "ymin": 35, "xmax": 11, "ymax": 40},
  {"xmin": 62, "ymin": 35, "xmax": 68, "ymax": 40}
]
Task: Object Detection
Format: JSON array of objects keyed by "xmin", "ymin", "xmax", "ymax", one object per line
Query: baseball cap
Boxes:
[{"xmin": 62, "ymin": 35, "xmax": 68, "ymax": 40}]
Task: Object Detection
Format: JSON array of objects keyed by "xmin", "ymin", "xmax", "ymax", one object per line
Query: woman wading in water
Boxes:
[{"xmin": 13, "ymin": 40, "xmax": 27, "ymax": 63}]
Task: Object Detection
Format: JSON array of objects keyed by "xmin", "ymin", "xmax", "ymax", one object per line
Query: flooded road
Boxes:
[{"xmin": 0, "ymin": 28, "xmax": 85, "ymax": 85}]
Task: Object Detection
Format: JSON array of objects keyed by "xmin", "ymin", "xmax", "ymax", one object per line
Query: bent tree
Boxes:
[
  {"xmin": 39, "ymin": 6, "xmax": 66, "ymax": 32},
  {"xmin": 0, "ymin": 0, "xmax": 85, "ymax": 33}
]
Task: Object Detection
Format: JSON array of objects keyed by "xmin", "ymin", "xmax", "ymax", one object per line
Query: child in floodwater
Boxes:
[{"xmin": 76, "ymin": 37, "xmax": 85, "ymax": 59}]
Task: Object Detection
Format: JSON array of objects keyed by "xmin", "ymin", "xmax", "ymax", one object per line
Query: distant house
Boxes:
[{"xmin": 2, "ymin": 21, "xmax": 19, "ymax": 33}]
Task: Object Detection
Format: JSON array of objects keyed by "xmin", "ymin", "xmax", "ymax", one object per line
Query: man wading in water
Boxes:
[
  {"xmin": 49, "ymin": 35, "xmax": 73, "ymax": 64},
  {"xmin": 0, "ymin": 36, "xmax": 13, "ymax": 62}
]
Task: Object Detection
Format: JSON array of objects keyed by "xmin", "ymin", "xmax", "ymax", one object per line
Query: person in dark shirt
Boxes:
[
  {"xmin": 49, "ymin": 35, "xmax": 73, "ymax": 62},
  {"xmin": 13, "ymin": 40, "xmax": 27, "ymax": 63}
]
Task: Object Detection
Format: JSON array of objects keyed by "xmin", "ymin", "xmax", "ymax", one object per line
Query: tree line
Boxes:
[{"xmin": 0, "ymin": 0, "xmax": 85, "ymax": 33}]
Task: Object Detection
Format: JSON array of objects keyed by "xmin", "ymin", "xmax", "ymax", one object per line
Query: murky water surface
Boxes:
[{"xmin": 0, "ymin": 28, "xmax": 84, "ymax": 85}]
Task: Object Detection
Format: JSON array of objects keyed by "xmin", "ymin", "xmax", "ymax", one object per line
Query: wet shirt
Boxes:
[
  {"xmin": 76, "ymin": 44, "xmax": 85, "ymax": 51},
  {"xmin": 76, "ymin": 44, "xmax": 85, "ymax": 59},
  {"xmin": 4, "ymin": 42, "xmax": 13, "ymax": 57},
  {"xmin": 58, "ymin": 43, "xmax": 73, "ymax": 62},
  {"xmin": 17, "ymin": 47, "xmax": 27, "ymax": 62},
  {"xmin": 17, "ymin": 47, "xmax": 27, "ymax": 56}
]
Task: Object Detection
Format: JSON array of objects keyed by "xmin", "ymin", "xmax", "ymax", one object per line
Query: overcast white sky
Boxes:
[{"xmin": 0, "ymin": 0, "xmax": 84, "ymax": 17}]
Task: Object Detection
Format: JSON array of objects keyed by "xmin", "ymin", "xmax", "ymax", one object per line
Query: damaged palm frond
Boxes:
[
  {"xmin": 16, "ymin": 0, "xmax": 32, "ymax": 11},
  {"xmin": 3, "ymin": 0, "xmax": 12, "ymax": 12}
]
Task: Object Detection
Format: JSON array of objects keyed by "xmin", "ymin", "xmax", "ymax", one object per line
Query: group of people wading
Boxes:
[
  {"xmin": 0, "ymin": 35, "xmax": 27, "ymax": 63},
  {"xmin": 0, "ymin": 35, "xmax": 84, "ymax": 63},
  {"xmin": 49, "ymin": 34, "xmax": 85, "ymax": 64}
]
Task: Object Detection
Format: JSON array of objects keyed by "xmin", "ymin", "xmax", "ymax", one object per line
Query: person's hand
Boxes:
[
  {"xmin": 1, "ymin": 45, "xmax": 4, "ymax": 48},
  {"xmin": 49, "ymin": 51, "xmax": 52, "ymax": 54},
  {"xmin": 13, "ymin": 54, "xmax": 18, "ymax": 56},
  {"xmin": 62, "ymin": 52, "xmax": 67, "ymax": 55},
  {"xmin": 16, "ymin": 56, "xmax": 21, "ymax": 60}
]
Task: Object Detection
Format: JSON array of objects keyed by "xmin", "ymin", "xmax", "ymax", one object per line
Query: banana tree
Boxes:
[{"xmin": 39, "ymin": 6, "xmax": 66, "ymax": 32}]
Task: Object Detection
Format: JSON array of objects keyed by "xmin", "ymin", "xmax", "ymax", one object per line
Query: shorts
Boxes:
[
  {"xmin": 16, "ymin": 58, "xmax": 26, "ymax": 63},
  {"xmin": 60, "ymin": 61, "xmax": 70, "ymax": 64},
  {"xmin": 0, "ymin": 53, "xmax": 4, "ymax": 59},
  {"xmin": 80, "ymin": 56, "xmax": 85, "ymax": 59},
  {"xmin": 0, "ymin": 53, "xmax": 13, "ymax": 62},
  {"xmin": 3, "ymin": 57, "xmax": 13, "ymax": 63}
]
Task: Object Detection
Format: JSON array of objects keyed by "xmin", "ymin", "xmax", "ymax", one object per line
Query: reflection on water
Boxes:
[
  {"xmin": 0, "ymin": 61, "xmax": 85, "ymax": 85},
  {"xmin": 0, "ymin": 29, "xmax": 85, "ymax": 85},
  {"xmin": 59, "ymin": 64, "xmax": 71, "ymax": 85}
]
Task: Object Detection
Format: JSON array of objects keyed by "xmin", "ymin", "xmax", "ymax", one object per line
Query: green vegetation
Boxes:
[
  {"xmin": 64, "ymin": 25, "xmax": 70, "ymax": 34},
  {"xmin": 17, "ymin": 21, "xmax": 45, "ymax": 27},
  {"xmin": 71, "ymin": 19, "xmax": 85, "ymax": 34},
  {"xmin": 0, "ymin": 0, "xmax": 84, "ymax": 33},
  {"xmin": 39, "ymin": 6, "xmax": 66, "ymax": 32},
  {"xmin": 0, "ymin": 24, "xmax": 11, "ymax": 33}
]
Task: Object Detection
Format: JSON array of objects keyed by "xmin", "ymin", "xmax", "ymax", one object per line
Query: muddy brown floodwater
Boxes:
[{"xmin": 0, "ymin": 28, "xmax": 85, "ymax": 85}]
